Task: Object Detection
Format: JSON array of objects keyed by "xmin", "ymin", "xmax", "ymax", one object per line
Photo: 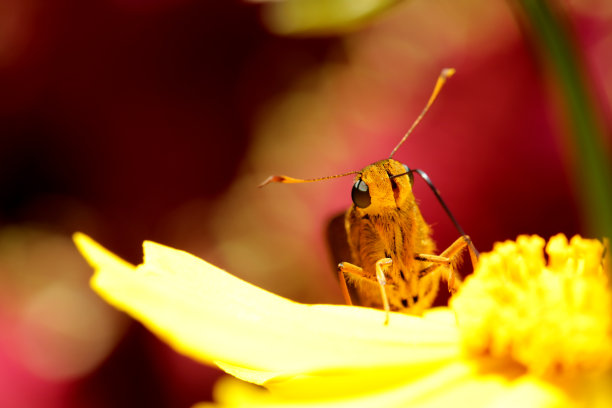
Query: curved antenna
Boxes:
[
  {"xmin": 391, "ymin": 168, "xmax": 479, "ymax": 258},
  {"xmin": 389, "ymin": 68, "xmax": 456, "ymax": 159},
  {"xmin": 259, "ymin": 170, "xmax": 360, "ymax": 188}
]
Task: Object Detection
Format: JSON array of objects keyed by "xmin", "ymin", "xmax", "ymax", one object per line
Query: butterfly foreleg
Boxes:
[
  {"xmin": 414, "ymin": 236, "xmax": 477, "ymax": 293},
  {"xmin": 338, "ymin": 258, "xmax": 393, "ymax": 325}
]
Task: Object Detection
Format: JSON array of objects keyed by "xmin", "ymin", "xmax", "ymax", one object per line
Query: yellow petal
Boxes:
[
  {"xmin": 486, "ymin": 376, "xmax": 572, "ymax": 408},
  {"xmin": 204, "ymin": 362, "xmax": 484, "ymax": 408},
  {"xmin": 257, "ymin": 0, "xmax": 399, "ymax": 36},
  {"xmin": 74, "ymin": 234, "xmax": 460, "ymax": 386},
  {"xmin": 199, "ymin": 361, "xmax": 572, "ymax": 408}
]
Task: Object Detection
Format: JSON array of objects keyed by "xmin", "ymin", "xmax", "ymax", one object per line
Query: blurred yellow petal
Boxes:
[
  {"xmin": 73, "ymin": 233, "xmax": 460, "ymax": 388},
  {"xmin": 200, "ymin": 361, "xmax": 568, "ymax": 408},
  {"xmin": 200, "ymin": 361, "xmax": 483, "ymax": 408},
  {"xmin": 256, "ymin": 0, "xmax": 400, "ymax": 36},
  {"xmin": 485, "ymin": 376, "xmax": 568, "ymax": 408}
]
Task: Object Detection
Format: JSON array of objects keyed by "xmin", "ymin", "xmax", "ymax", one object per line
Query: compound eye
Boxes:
[
  {"xmin": 402, "ymin": 164, "xmax": 414, "ymax": 185},
  {"xmin": 351, "ymin": 179, "xmax": 371, "ymax": 208}
]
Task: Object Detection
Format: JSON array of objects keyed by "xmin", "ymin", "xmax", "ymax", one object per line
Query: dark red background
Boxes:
[{"xmin": 0, "ymin": 1, "xmax": 610, "ymax": 407}]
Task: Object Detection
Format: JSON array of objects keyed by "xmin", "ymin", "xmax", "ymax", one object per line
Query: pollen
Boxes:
[{"xmin": 451, "ymin": 234, "xmax": 612, "ymax": 376}]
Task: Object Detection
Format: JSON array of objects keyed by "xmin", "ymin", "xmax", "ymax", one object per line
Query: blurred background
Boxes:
[{"xmin": 0, "ymin": 0, "xmax": 610, "ymax": 407}]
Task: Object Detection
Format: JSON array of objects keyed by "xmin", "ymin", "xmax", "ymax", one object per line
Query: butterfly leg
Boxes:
[
  {"xmin": 338, "ymin": 258, "xmax": 393, "ymax": 325},
  {"xmin": 415, "ymin": 258, "xmax": 457, "ymax": 293},
  {"xmin": 415, "ymin": 236, "xmax": 477, "ymax": 293},
  {"xmin": 337, "ymin": 262, "xmax": 362, "ymax": 306},
  {"xmin": 375, "ymin": 258, "xmax": 392, "ymax": 325}
]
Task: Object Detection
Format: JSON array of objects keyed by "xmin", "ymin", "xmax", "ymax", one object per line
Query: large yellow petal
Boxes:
[
  {"xmin": 74, "ymin": 233, "xmax": 460, "ymax": 385},
  {"xmin": 197, "ymin": 360, "xmax": 571, "ymax": 408}
]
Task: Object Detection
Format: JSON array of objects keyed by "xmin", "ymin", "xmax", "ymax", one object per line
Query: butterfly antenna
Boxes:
[
  {"xmin": 259, "ymin": 170, "xmax": 360, "ymax": 187},
  {"xmin": 389, "ymin": 68, "xmax": 456, "ymax": 158}
]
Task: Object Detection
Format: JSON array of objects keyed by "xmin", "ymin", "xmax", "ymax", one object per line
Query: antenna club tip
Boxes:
[
  {"xmin": 441, "ymin": 68, "xmax": 456, "ymax": 78},
  {"xmin": 258, "ymin": 175, "xmax": 297, "ymax": 187},
  {"xmin": 258, "ymin": 175, "xmax": 281, "ymax": 188}
]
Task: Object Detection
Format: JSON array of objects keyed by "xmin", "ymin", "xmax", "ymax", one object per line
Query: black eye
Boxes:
[
  {"xmin": 351, "ymin": 179, "xmax": 371, "ymax": 208},
  {"xmin": 402, "ymin": 164, "xmax": 414, "ymax": 185}
]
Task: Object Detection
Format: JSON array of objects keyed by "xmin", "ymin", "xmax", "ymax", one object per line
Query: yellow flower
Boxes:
[
  {"xmin": 74, "ymin": 233, "xmax": 612, "ymax": 407},
  {"xmin": 452, "ymin": 235, "xmax": 612, "ymax": 377}
]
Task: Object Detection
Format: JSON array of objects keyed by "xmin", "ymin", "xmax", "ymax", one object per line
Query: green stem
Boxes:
[{"xmin": 515, "ymin": 0, "xmax": 612, "ymax": 243}]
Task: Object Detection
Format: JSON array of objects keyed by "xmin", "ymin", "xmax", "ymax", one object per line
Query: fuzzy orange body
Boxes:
[{"xmin": 344, "ymin": 159, "xmax": 441, "ymax": 314}]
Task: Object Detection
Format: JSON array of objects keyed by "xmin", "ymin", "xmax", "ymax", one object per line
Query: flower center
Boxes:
[{"xmin": 451, "ymin": 234, "xmax": 612, "ymax": 376}]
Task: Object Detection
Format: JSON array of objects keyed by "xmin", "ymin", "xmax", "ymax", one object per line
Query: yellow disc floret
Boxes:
[{"xmin": 451, "ymin": 234, "xmax": 612, "ymax": 376}]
